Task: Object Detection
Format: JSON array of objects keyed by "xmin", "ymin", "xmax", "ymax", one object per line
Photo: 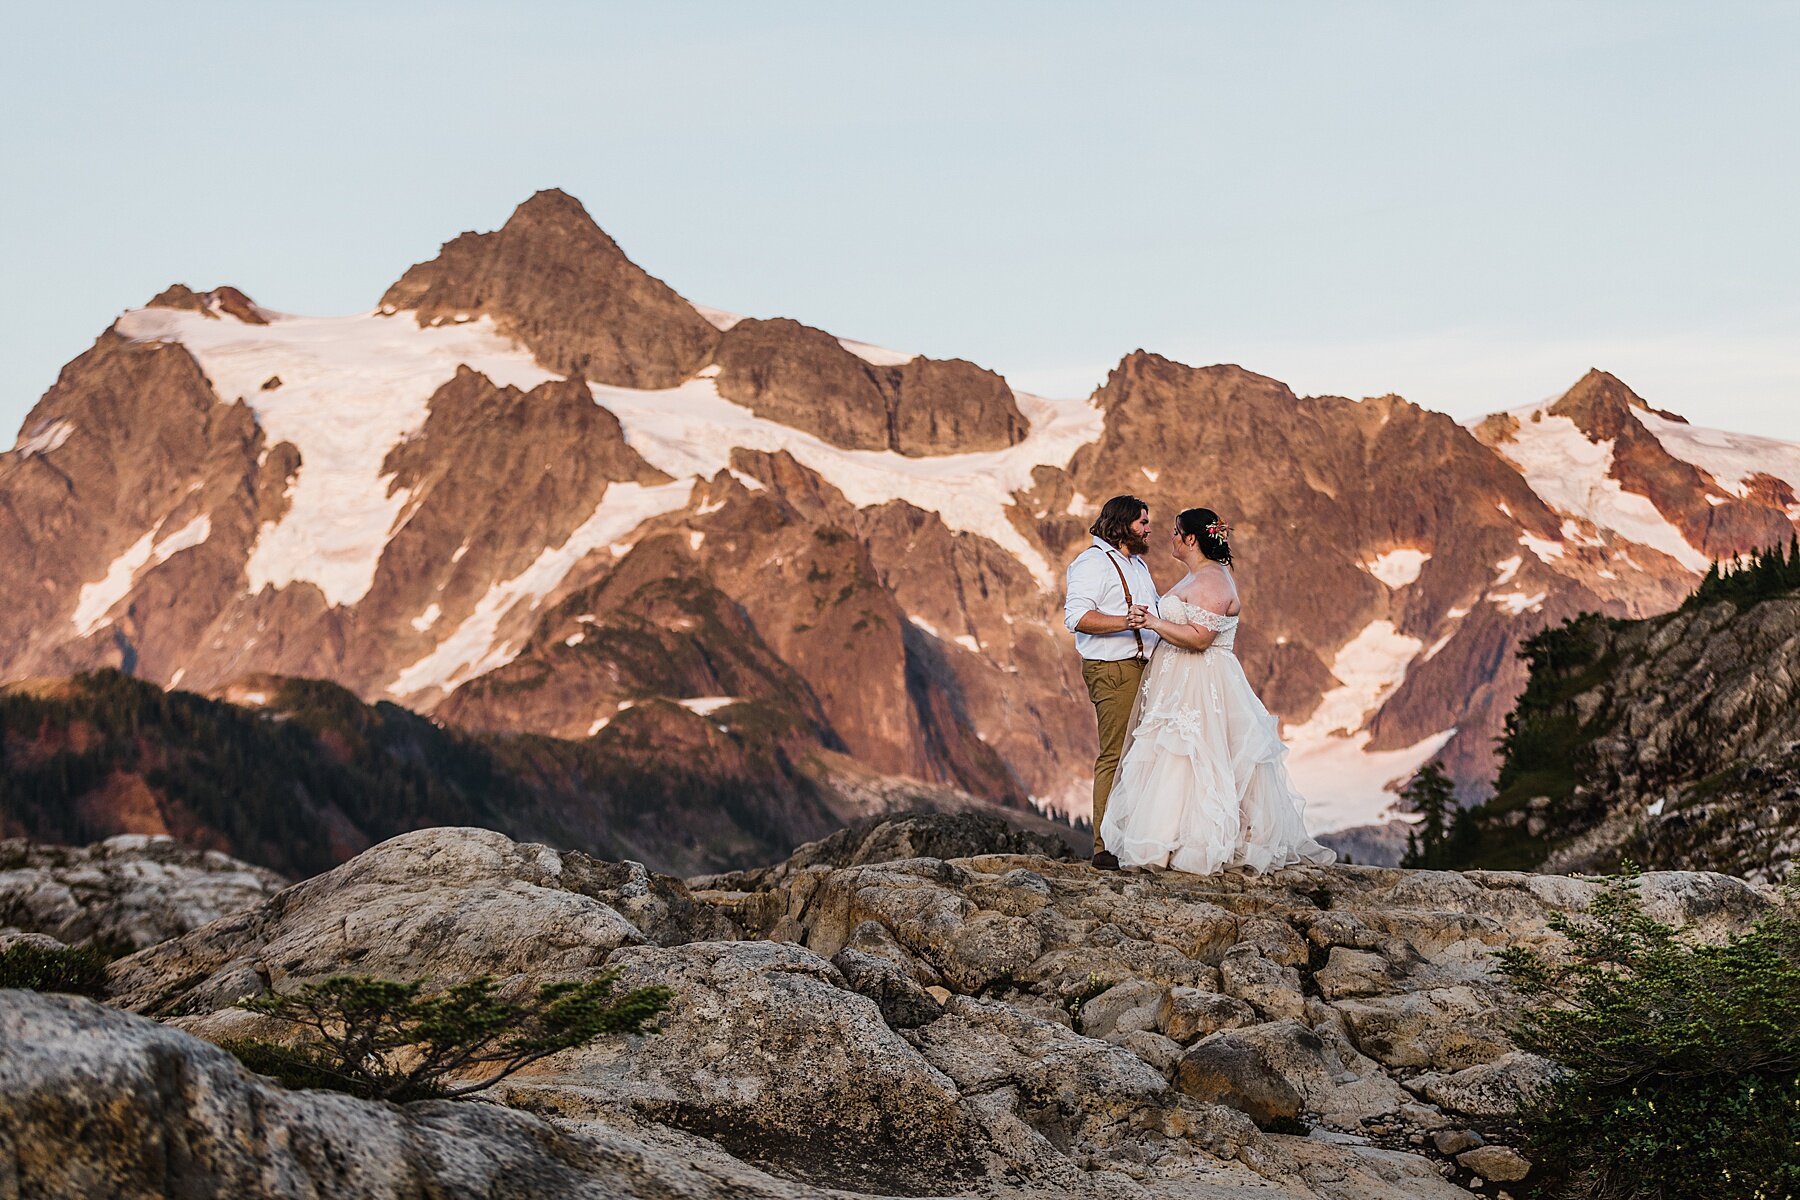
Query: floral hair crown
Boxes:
[{"xmin": 1205, "ymin": 519, "xmax": 1232, "ymax": 539}]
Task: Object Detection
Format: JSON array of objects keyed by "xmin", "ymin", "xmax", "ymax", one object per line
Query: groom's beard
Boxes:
[{"xmin": 1120, "ymin": 532, "xmax": 1150, "ymax": 556}]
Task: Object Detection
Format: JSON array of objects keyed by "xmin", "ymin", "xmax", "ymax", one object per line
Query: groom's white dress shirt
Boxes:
[{"xmin": 1064, "ymin": 536, "xmax": 1161, "ymax": 661}]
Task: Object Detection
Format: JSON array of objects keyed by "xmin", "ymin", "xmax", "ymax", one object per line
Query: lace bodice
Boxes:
[{"xmin": 1160, "ymin": 594, "xmax": 1238, "ymax": 650}]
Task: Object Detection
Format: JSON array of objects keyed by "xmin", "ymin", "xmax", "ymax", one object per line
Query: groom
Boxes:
[{"xmin": 1064, "ymin": 495, "xmax": 1159, "ymax": 870}]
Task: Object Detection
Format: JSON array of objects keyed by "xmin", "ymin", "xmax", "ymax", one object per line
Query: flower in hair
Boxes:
[{"xmin": 1205, "ymin": 519, "xmax": 1232, "ymax": 539}]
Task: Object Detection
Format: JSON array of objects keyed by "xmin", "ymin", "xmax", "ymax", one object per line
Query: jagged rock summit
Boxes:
[
  {"xmin": 1, "ymin": 818, "xmax": 1774, "ymax": 1198},
  {"xmin": 381, "ymin": 188, "xmax": 721, "ymax": 389},
  {"xmin": 1473, "ymin": 368, "xmax": 1800, "ymax": 568},
  {"xmin": 712, "ymin": 314, "xmax": 1031, "ymax": 455}
]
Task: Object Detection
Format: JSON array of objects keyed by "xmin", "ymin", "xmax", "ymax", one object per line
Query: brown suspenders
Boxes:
[{"xmin": 1104, "ymin": 551, "xmax": 1148, "ymax": 661}]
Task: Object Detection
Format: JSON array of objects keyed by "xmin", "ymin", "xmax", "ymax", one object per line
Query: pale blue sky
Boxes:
[{"xmin": 5, "ymin": 2, "xmax": 1798, "ymax": 442}]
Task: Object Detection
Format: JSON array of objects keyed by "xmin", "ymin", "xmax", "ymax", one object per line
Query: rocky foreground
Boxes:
[
  {"xmin": 0, "ymin": 814, "xmax": 1776, "ymax": 1199},
  {"xmin": 0, "ymin": 833, "xmax": 285, "ymax": 952}
]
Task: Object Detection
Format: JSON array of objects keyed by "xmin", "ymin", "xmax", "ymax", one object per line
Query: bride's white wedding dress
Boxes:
[{"xmin": 1099, "ymin": 592, "xmax": 1335, "ymax": 875}]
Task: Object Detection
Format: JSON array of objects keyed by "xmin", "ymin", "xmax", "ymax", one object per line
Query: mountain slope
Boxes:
[
  {"xmin": 1471, "ymin": 369, "xmax": 1800, "ymax": 572},
  {"xmin": 0, "ymin": 670, "xmax": 846, "ymax": 877},
  {"xmin": 1439, "ymin": 554, "xmax": 1800, "ymax": 882},
  {"xmin": 4, "ymin": 191, "xmax": 1799, "ymax": 836}
]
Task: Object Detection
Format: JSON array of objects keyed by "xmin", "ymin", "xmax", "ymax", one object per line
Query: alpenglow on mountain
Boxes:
[{"xmin": 5, "ymin": 188, "xmax": 1798, "ymax": 843}]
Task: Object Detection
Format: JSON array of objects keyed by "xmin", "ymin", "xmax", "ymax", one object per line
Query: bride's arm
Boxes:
[
  {"xmin": 1144, "ymin": 575, "xmax": 1234, "ymax": 650},
  {"xmin": 1143, "ymin": 612, "xmax": 1217, "ymax": 650}
]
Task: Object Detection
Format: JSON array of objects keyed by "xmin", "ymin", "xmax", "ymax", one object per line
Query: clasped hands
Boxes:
[{"xmin": 1124, "ymin": 604, "xmax": 1150, "ymax": 630}]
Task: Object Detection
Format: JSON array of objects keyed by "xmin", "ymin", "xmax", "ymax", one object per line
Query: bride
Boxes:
[{"xmin": 1098, "ymin": 507, "xmax": 1335, "ymax": 875}]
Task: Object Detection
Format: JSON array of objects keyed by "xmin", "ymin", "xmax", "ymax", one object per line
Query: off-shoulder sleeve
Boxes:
[{"xmin": 1185, "ymin": 605, "xmax": 1237, "ymax": 632}]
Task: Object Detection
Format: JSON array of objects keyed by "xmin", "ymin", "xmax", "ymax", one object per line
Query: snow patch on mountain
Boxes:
[
  {"xmin": 1363, "ymin": 549, "xmax": 1428, "ymax": 588},
  {"xmin": 115, "ymin": 304, "xmax": 1103, "ymax": 602},
  {"xmin": 1280, "ymin": 619, "xmax": 1453, "ymax": 831},
  {"xmin": 1635, "ymin": 408, "xmax": 1800, "ymax": 500},
  {"xmin": 153, "ymin": 514, "xmax": 212, "ymax": 560},
  {"xmin": 13, "ymin": 418, "xmax": 74, "ymax": 458},
  {"xmin": 1519, "ymin": 533, "xmax": 1564, "ymax": 562},
  {"xmin": 386, "ymin": 479, "xmax": 696, "ymax": 703},
  {"xmin": 1480, "ymin": 409, "xmax": 1709, "ymax": 573},
  {"xmin": 587, "ymin": 699, "xmax": 636, "ymax": 737},
  {"xmin": 591, "ymin": 377, "xmax": 1104, "ymax": 586},
  {"xmin": 1490, "ymin": 590, "xmax": 1547, "ymax": 615},
  {"xmin": 71, "ymin": 514, "xmax": 213, "ymax": 636},
  {"xmin": 688, "ymin": 303, "xmax": 746, "ymax": 332},
  {"xmin": 836, "ymin": 337, "xmax": 917, "ymax": 366},
  {"xmin": 1560, "ymin": 518, "xmax": 1606, "ymax": 547},
  {"xmin": 116, "ymin": 307, "xmax": 558, "ymax": 608}
]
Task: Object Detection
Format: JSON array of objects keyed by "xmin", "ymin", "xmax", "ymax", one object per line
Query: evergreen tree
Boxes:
[
  {"xmin": 1398, "ymin": 762, "xmax": 1458, "ymax": 868},
  {"xmin": 1685, "ymin": 539, "xmax": 1800, "ymax": 609}
]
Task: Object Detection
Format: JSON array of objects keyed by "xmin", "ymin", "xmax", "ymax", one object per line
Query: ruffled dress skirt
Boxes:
[{"xmin": 1099, "ymin": 638, "xmax": 1335, "ymax": 876}]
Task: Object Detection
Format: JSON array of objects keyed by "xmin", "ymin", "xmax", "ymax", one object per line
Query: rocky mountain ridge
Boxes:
[
  {"xmin": 1444, "ymin": 566, "xmax": 1800, "ymax": 882},
  {"xmin": 1, "ymin": 815, "xmax": 1778, "ymax": 1198},
  {"xmin": 4, "ymin": 188, "xmax": 1799, "ymax": 835}
]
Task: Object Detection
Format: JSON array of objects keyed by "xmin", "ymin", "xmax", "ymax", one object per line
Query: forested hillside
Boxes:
[
  {"xmin": 0, "ymin": 670, "xmax": 848, "ymax": 877},
  {"xmin": 1423, "ymin": 540, "xmax": 1800, "ymax": 881}
]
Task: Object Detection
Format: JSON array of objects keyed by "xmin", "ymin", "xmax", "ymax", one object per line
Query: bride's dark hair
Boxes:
[{"xmin": 1178, "ymin": 508, "xmax": 1233, "ymax": 565}]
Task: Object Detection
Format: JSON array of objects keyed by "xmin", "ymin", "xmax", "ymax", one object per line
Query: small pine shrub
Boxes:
[
  {"xmin": 0, "ymin": 942, "xmax": 109, "ymax": 997},
  {"xmin": 230, "ymin": 970, "xmax": 672, "ymax": 1103},
  {"xmin": 1399, "ymin": 762, "xmax": 1458, "ymax": 868},
  {"xmin": 1497, "ymin": 870, "xmax": 1800, "ymax": 1199},
  {"xmin": 219, "ymin": 1038, "xmax": 422, "ymax": 1100}
]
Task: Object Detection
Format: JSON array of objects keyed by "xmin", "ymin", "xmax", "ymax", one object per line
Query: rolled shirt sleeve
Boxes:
[{"xmin": 1064, "ymin": 551, "xmax": 1108, "ymax": 633}]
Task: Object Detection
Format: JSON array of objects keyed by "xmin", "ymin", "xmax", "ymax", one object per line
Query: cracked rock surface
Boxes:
[
  {"xmin": 0, "ymin": 834, "xmax": 284, "ymax": 952},
  {"xmin": 0, "ymin": 815, "xmax": 1775, "ymax": 1198}
]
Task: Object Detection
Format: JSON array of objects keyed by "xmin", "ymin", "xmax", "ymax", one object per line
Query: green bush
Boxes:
[
  {"xmin": 231, "ymin": 971, "xmax": 672, "ymax": 1103},
  {"xmin": 0, "ymin": 942, "xmax": 109, "ymax": 997},
  {"xmin": 219, "ymin": 1038, "xmax": 404, "ymax": 1097},
  {"xmin": 1497, "ymin": 871, "xmax": 1800, "ymax": 1199}
]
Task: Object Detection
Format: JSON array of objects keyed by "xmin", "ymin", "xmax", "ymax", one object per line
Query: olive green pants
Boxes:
[{"xmin": 1083, "ymin": 657, "xmax": 1146, "ymax": 852}]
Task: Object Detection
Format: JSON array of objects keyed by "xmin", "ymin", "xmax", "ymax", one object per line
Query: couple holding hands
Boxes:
[{"xmin": 1064, "ymin": 496, "xmax": 1334, "ymax": 875}]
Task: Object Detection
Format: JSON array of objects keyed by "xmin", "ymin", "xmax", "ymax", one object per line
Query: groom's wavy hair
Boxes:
[
  {"xmin": 1178, "ymin": 508, "xmax": 1233, "ymax": 565},
  {"xmin": 1090, "ymin": 495, "xmax": 1149, "ymax": 548}
]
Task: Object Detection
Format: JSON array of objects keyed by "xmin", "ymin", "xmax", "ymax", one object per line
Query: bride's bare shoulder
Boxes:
[{"xmin": 1174, "ymin": 563, "xmax": 1237, "ymax": 614}]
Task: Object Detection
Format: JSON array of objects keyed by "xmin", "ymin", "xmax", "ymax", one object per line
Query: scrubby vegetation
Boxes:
[
  {"xmin": 1498, "ymin": 871, "xmax": 1800, "ymax": 1200},
  {"xmin": 0, "ymin": 941, "xmax": 110, "ymax": 997},
  {"xmin": 1430, "ymin": 612, "xmax": 1623, "ymax": 870},
  {"xmin": 227, "ymin": 971, "xmax": 673, "ymax": 1103}
]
